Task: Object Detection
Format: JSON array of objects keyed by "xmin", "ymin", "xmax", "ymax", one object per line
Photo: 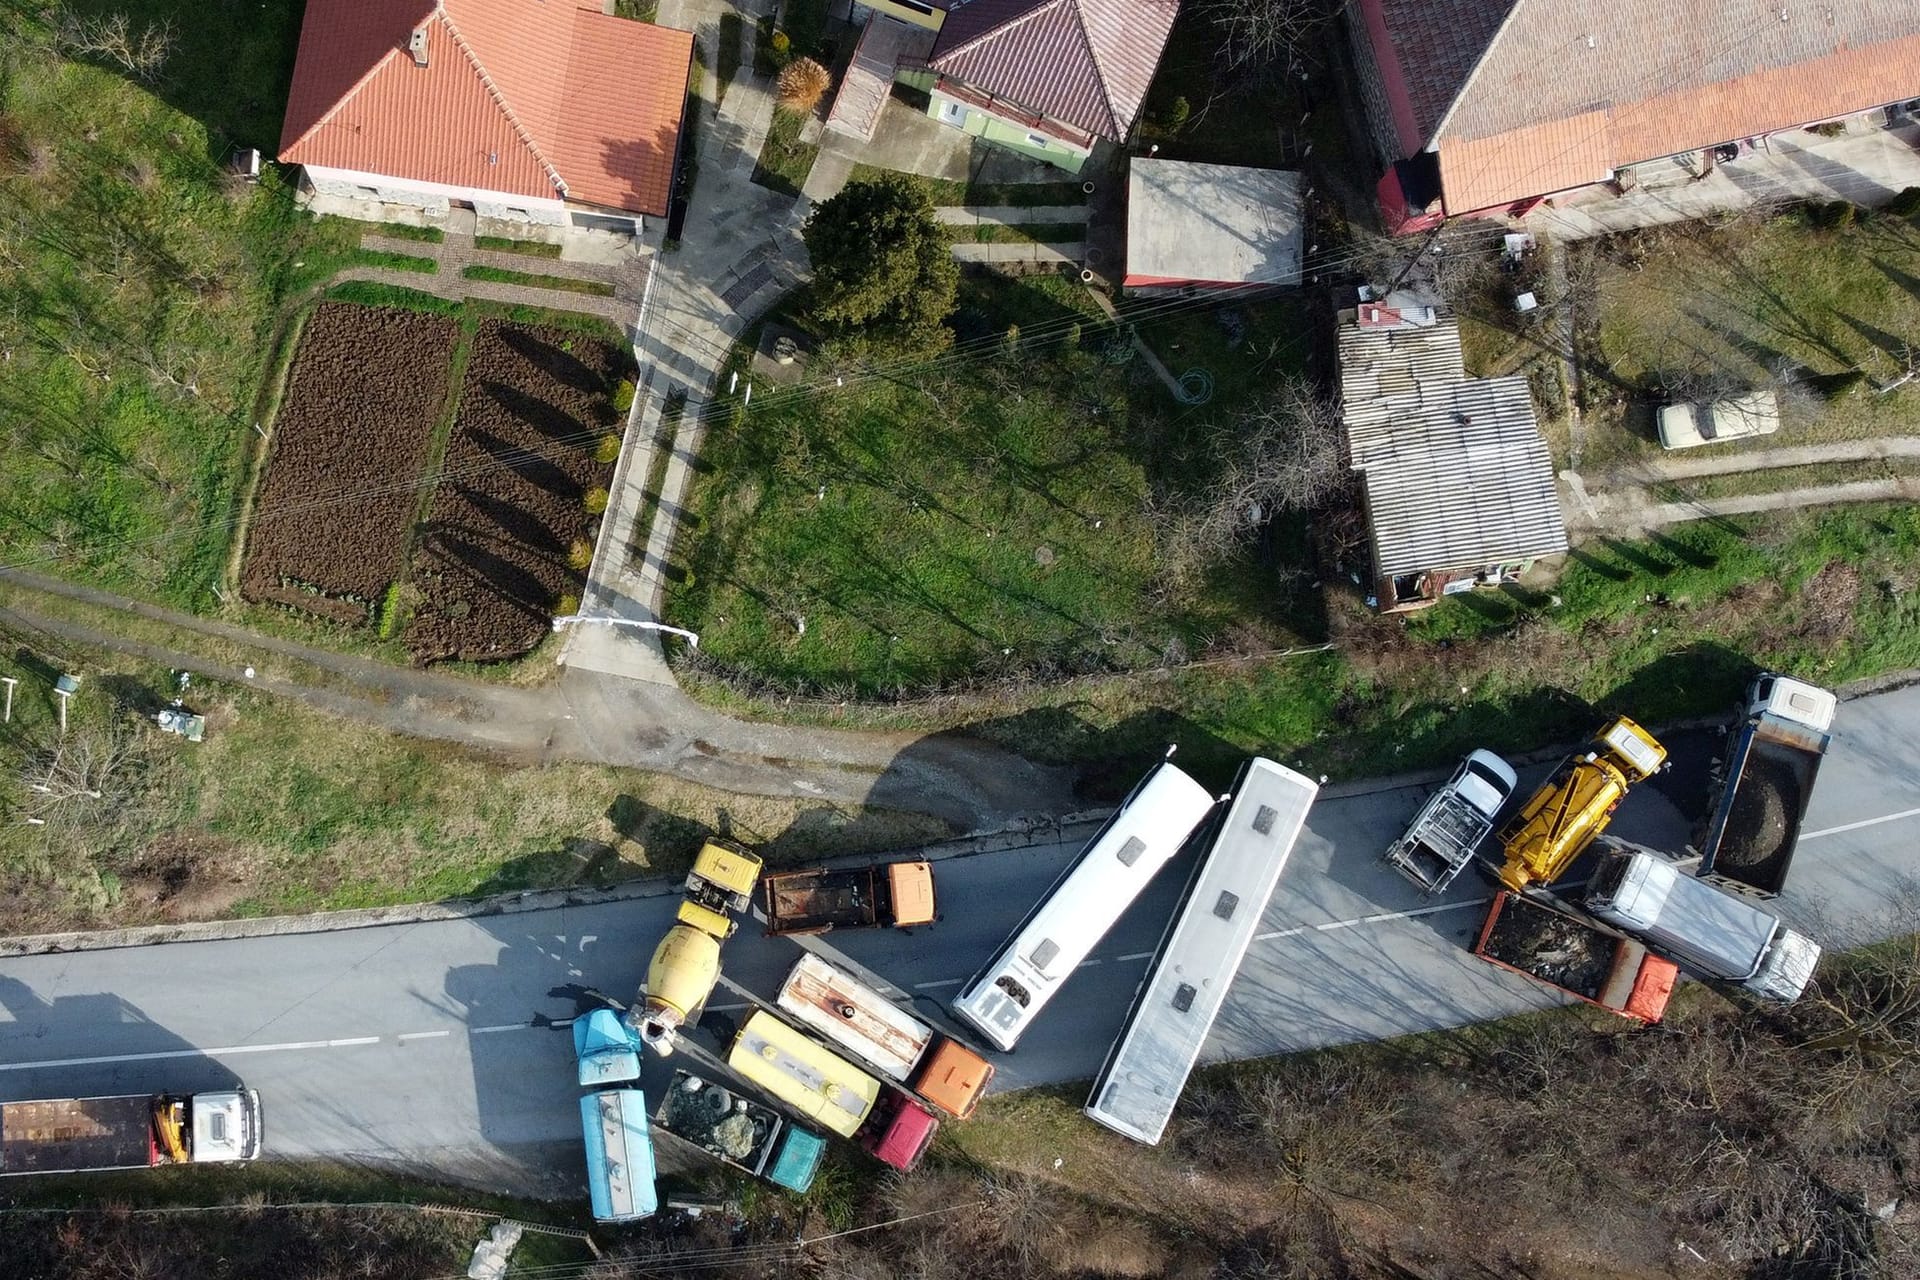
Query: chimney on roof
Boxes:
[{"xmin": 409, "ymin": 27, "xmax": 429, "ymax": 68}]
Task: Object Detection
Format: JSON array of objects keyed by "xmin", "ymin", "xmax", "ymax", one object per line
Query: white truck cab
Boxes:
[
  {"xmin": 191, "ymin": 1090, "xmax": 264, "ymax": 1162},
  {"xmin": 1747, "ymin": 673, "xmax": 1837, "ymax": 731}
]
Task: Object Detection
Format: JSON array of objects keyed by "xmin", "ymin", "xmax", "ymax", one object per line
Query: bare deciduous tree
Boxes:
[
  {"xmin": 55, "ymin": 11, "xmax": 176, "ymax": 83},
  {"xmin": 1152, "ymin": 375, "xmax": 1346, "ymax": 591},
  {"xmin": 1202, "ymin": 0, "xmax": 1334, "ymax": 78}
]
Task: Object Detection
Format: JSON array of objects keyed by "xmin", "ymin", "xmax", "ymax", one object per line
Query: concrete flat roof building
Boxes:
[{"xmin": 1124, "ymin": 159, "xmax": 1304, "ymax": 293}]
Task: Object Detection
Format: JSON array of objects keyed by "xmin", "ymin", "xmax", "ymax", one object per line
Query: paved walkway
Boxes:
[
  {"xmin": 935, "ymin": 204, "xmax": 1087, "ymax": 226},
  {"xmin": 1562, "ymin": 436, "xmax": 1920, "ymax": 533},
  {"xmin": 563, "ymin": 0, "xmax": 812, "ymax": 685}
]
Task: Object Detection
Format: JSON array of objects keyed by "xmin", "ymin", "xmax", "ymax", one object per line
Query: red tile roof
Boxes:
[
  {"xmin": 279, "ymin": 0, "xmax": 691, "ymax": 217},
  {"xmin": 929, "ymin": 0, "xmax": 1178, "ymax": 141},
  {"xmin": 1366, "ymin": 0, "xmax": 1920, "ymax": 213}
]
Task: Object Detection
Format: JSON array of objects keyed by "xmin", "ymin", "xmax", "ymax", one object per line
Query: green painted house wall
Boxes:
[{"xmin": 917, "ymin": 85, "xmax": 1092, "ymax": 173}]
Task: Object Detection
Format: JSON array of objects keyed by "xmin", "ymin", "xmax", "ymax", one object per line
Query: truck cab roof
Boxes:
[
  {"xmin": 190, "ymin": 1091, "xmax": 261, "ymax": 1163},
  {"xmin": 1749, "ymin": 674, "xmax": 1836, "ymax": 732},
  {"xmin": 1457, "ymin": 749, "xmax": 1518, "ymax": 817},
  {"xmin": 1598, "ymin": 717, "xmax": 1666, "ymax": 779},
  {"xmin": 886, "ymin": 861, "xmax": 936, "ymax": 927}
]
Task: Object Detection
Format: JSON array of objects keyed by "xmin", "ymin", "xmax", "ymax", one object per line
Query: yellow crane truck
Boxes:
[
  {"xmin": 636, "ymin": 840, "xmax": 764, "ymax": 1054},
  {"xmin": 1494, "ymin": 717, "xmax": 1666, "ymax": 892}
]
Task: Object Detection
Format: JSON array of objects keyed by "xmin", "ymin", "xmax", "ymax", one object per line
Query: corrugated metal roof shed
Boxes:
[{"xmin": 1338, "ymin": 311, "xmax": 1567, "ymax": 578}]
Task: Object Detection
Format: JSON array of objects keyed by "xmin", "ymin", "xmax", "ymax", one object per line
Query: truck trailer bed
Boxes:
[
  {"xmin": 1699, "ymin": 725, "xmax": 1823, "ymax": 897},
  {"xmin": 0, "ymin": 1096, "xmax": 153, "ymax": 1174},
  {"xmin": 762, "ymin": 868, "xmax": 878, "ymax": 934}
]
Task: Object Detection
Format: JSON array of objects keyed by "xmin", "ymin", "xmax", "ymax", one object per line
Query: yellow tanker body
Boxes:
[
  {"xmin": 637, "ymin": 841, "xmax": 765, "ymax": 1053},
  {"xmin": 1495, "ymin": 717, "xmax": 1665, "ymax": 892}
]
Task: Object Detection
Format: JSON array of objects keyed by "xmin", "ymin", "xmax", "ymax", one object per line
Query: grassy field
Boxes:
[
  {"xmin": 946, "ymin": 220, "xmax": 1088, "ymax": 245},
  {"xmin": 678, "ymin": 502, "xmax": 1920, "ymax": 791},
  {"xmin": 667, "ymin": 272, "xmax": 1315, "ymax": 696},
  {"xmin": 0, "ymin": 4, "xmax": 364, "ymax": 608},
  {"xmin": 0, "ymin": 631, "xmax": 946, "ymax": 933},
  {"xmin": 1572, "ymin": 206, "xmax": 1920, "ymax": 466}
]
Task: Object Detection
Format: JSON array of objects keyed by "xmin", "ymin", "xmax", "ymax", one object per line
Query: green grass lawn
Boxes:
[
  {"xmin": 473, "ymin": 234, "xmax": 562, "ymax": 258},
  {"xmin": 752, "ymin": 107, "xmax": 820, "ymax": 197},
  {"xmin": 461, "ymin": 264, "xmax": 616, "ymax": 297},
  {"xmin": 352, "ymin": 248, "xmax": 437, "ymax": 273},
  {"xmin": 1573, "ymin": 207, "xmax": 1920, "ymax": 466},
  {"xmin": 669, "ymin": 273, "xmax": 1301, "ymax": 694},
  {"xmin": 0, "ymin": 7, "xmax": 367, "ymax": 609},
  {"xmin": 679, "ymin": 502, "xmax": 1920, "ymax": 791},
  {"xmin": 947, "ymin": 221, "xmax": 1088, "ymax": 245},
  {"xmin": 846, "ymin": 163, "xmax": 1085, "ymax": 208}
]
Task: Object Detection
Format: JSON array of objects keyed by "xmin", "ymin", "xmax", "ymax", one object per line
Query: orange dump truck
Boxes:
[
  {"xmin": 776, "ymin": 953, "xmax": 994, "ymax": 1118},
  {"xmin": 1473, "ymin": 891, "xmax": 1676, "ymax": 1024},
  {"xmin": 761, "ymin": 860, "xmax": 936, "ymax": 935}
]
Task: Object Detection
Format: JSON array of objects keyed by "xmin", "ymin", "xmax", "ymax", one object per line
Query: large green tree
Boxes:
[{"xmin": 802, "ymin": 174, "xmax": 959, "ymax": 353}]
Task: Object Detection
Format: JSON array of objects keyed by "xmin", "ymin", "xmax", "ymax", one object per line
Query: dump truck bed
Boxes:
[
  {"xmin": 1473, "ymin": 892, "xmax": 1675, "ymax": 1024},
  {"xmin": 654, "ymin": 1072, "xmax": 783, "ymax": 1179},
  {"xmin": 1697, "ymin": 718, "xmax": 1826, "ymax": 898},
  {"xmin": 0, "ymin": 1095, "xmax": 154, "ymax": 1175},
  {"xmin": 762, "ymin": 867, "xmax": 880, "ymax": 934}
]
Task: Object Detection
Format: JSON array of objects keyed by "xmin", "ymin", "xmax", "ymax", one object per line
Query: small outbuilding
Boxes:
[
  {"xmin": 1337, "ymin": 300, "xmax": 1567, "ymax": 611},
  {"xmin": 1124, "ymin": 159, "xmax": 1304, "ymax": 294}
]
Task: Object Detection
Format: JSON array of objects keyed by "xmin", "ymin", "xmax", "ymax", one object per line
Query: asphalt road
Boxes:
[{"xmin": 0, "ymin": 684, "xmax": 1916, "ymax": 1195}]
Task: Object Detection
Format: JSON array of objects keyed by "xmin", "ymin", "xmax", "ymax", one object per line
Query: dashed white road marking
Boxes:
[
  {"xmin": 0, "ymin": 1036, "xmax": 383, "ymax": 1071},
  {"xmin": 1803, "ymin": 805, "xmax": 1920, "ymax": 840},
  {"xmin": 1257, "ymin": 897, "xmax": 1487, "ymax": 942},
  {"xmin": 396, "ymin": 1030, "xmax": 451, "ymax": 1042}
]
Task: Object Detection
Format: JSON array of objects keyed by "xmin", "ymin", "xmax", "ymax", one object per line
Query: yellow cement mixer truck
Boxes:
[
  {"xmin": 1494, "ymin": 716, "xmax": 1666, "ymax": 892},
  {"xmin": 637, "ymin": 841, "xmax": 764, "ymax": 1054}
]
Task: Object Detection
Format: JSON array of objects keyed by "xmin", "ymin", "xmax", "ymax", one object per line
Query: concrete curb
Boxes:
[{"xmin": 0, "ymin": 815, "xmax": 1115, "ymax": 959}]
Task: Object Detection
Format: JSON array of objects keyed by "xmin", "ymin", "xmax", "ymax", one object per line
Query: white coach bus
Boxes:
[
  {"xmin": 1085, "ymin": 757, "xmax": 1319, "ymax": 1144},
  {"xmin": 950, "ymin": 758, "xmax": 1217, "ymax": 1052}
]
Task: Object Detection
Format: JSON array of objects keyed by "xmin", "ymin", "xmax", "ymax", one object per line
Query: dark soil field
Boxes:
[
  {"xmin": 404, "ymin": 320, "xmax": 630, "ymax": 663},
  {"xmin": 241, "ymin": 305, "xmax": 458, "ymax": 623},
  {"xmin": 1481, "ymin": 894, "xmax": 1612, "ymax": 998}
]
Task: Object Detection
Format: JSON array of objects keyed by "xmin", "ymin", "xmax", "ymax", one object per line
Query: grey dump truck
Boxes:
[
  {"xmin": 1583, "ymin": 848, "xmax": 1821, "ymax": 1003},
  {"xmin": 1695, "ymin": 674, "xmax": 1835, "ymax": 898}
]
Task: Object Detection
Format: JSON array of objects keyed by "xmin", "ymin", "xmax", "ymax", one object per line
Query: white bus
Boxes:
[
  {"xmin": 951, "ymin": 759, "xmax": 1217, "ymax": 1052},
  {"xmin": 1085, "ymin": 757, "xmax": 1319, "ymax": 1144}
]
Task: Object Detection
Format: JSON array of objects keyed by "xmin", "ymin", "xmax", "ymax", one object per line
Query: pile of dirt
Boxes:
[
  {"xmin": 1483, "ymin": 896, "xmax": 1612, "ymax": 997},
  {"xmin": 1713, "ymin": 749, "xmax": 1803, "ymax": 887},
  {"xmin": 119, "ymin": 834, "xmax": 250, "ymax": 922}
]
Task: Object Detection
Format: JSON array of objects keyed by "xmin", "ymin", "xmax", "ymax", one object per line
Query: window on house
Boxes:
[
  {"xmin": 939, "ymin": 100, "xmax": 968, "ymax": 126},
  {"xmin": 1025, "ymin": 133, "xmax": 1048, "ymax": 149},
  {"xmin": 1115, "ymin": 836, "xmax": 1146, "ymax": 866}
]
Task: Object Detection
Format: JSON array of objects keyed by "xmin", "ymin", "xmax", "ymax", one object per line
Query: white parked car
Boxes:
[{"xmin": 1656, "ymin": 390, "xmax": 1780, "ymax": 449}]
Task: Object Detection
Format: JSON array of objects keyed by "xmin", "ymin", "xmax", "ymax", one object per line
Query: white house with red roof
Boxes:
[
  {"xmin": 837, "ymin": 0, "xmax": 1178, "ymax": 173},
  {"xmin": 279, "ymin": 0, "xmax": 693, "ymax": 231}
]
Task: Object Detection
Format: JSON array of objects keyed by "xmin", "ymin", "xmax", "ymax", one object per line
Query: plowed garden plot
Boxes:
[
  {"xmin": 241, "ymin": 305, "xmax": 457, "ymax": 622},
  {"xmin": 405, "ymin": 320, "xmax": 630, "ymax": 663}
]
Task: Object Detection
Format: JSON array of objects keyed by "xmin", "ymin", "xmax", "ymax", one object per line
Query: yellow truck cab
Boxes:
[
  {"xmin": 1495, "ymin": 717, "xmax": 1665, "ymax": 892},
  {"xmin": 638, "ymin": 841, "xmax": 765, "ymax": 1053}
]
